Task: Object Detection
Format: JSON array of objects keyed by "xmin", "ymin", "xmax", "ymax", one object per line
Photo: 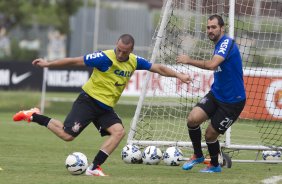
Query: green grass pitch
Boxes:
[{"xmin": 0, "ymin": 91, "xmax": 281, "ymax": 184}]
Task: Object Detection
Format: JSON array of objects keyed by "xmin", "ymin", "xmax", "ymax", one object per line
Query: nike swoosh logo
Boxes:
[
  {"xmin": 114, "ymin": 82, "xmax": 125, "ymax": 87},
  {"xmin": 11, "ymin": 72, "xmax": 32, "ymax": 84}
]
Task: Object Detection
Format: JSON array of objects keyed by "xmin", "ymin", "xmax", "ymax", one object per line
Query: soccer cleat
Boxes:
[
  {"xmin": 182, "ymin": 155, "xmax": 204, "ymax": 170},
  {"xmin": 199, "ymin": 164, "xmax": 222, "ymax": 173},
  {"xmin": 85, "ymin": 165, "xmax": 108, "ymax": 177},
  {"xmin": 13, "ymin": 108, "xmax": 40, "ymax": 122}
]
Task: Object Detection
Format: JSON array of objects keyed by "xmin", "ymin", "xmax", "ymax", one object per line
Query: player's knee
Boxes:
[
  {"xmin": 119, "ymin": 128, "xmax": 126, "ymax": 139},
  {"xmin": 205, "ymin": 129, "xmax": 218, "ymax": 142},
  {"xmin": 187, "ymin": 114, "xmax": 198, "ymax": 127},
  {"xmin": 114, "ymin": 128, "xmax": 126, "ymax": 140},
  {"xmin": 204, "ymin": 134, "xmax": 213, "ymax": 142},
  {"xmin": 187, "ymin": 114, "xmax": 193, "ymax": 124},
  {"xmin": 64, "ymin": 137, "xmax": 74, "ymax": 142},
  {"xmin": 61, "ymin": 134, "xmax": 75, "ymax": 142}
]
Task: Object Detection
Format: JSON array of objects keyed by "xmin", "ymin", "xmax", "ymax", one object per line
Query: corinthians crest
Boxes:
[
  {"xmin": 199, "ymin": 97, "xmax": 208, "ymax": 104},
  {"xmin": 72, "ymin": 122, "xmax": 82, "ymax": 133}
]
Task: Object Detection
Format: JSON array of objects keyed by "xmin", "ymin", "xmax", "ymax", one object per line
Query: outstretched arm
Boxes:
[
  {"xmin": 176, "ymin": 54, "xmax": 224, "ymax": 70},
  {"xmin": 149, "ymin": 63, "xmax": 191, "ymax": 84},
  {"xmin": 32, "ymin": 57, "xmax": 85, "ymax": 68}
]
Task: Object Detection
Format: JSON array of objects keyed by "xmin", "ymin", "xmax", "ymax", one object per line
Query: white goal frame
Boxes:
[{"xmin": 127, "ymin": 0, "xmax": 282, "ymax": 163}]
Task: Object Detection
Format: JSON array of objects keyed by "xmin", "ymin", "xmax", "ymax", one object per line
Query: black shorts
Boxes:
[
  {"xmin": 63, "ymin": 92, "xmax": 122, "ymax": 137},
  {"xmin": 196, "ymin": 91, "xmax": 246, "ymax": 134}
]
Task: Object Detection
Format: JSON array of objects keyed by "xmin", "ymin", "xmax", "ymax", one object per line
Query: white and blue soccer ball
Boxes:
[
  {"xmin": 121, "ymin": 144, "xmax": 142, "ymax": 164},
  {"xmin": 65, "ymin": 152, "xmax": 88, "ymax": 175},
  {"xmin": 262, "ymin": 150, "xmax": 281, "ymax": 160},
  {"xmin": 163, "ymin": 147, "xmax": 184, "ymax": 166},
  {"xmin": 142, "ymin": 146, "xmax": 163, "ymax": 165}
]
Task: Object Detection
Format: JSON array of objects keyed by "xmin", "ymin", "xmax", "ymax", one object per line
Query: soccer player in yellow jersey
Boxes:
[{"xmin": 13, "ymin": 34, "xmax": 191, "ymax": 176}]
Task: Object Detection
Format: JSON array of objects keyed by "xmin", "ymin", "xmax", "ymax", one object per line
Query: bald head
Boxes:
[
  {"xmin": 115, "ymin": 34, "xmax": 135, "ymax": 62},
  {"xmin": 118, "ymin": 34, "xmax": 135, "ymax": 49}
]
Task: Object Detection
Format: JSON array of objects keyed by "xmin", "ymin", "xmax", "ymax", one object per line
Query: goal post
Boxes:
[
  {"xmin": 127, "ymin": 0, "xmax": 282, "ymax": 162},
  {"xmin": 127, "ymin": 0, "xmax": 173, "ymax": 143}
]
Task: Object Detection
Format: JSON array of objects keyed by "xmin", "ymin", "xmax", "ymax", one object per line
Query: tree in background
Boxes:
[
  {"xmin": 0, "ymin": 0, "xmax": 82, "ymax": 61},
  {"xmin": 0, "ymin": 0, "xmax": 82, "ymax": 34}
]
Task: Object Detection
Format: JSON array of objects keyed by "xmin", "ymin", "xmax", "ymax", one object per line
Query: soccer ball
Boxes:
[
  {"xmin": 163, "ymin": 147, "xmax": 184, "ymax": 166},
  {"xmin": 65, "ymin": 152, "xmax": 88, "ymax": 175},
  {"xmin": 142, "ymin": 146, "xmax": 162, "ymax": 165},
  {"xmin": 262, "ymin": 150, "xmax": 281, "ymax": 160},
  {"xmin": 121, "ymin": 144, "xmax": 142, "ymax": 164}
]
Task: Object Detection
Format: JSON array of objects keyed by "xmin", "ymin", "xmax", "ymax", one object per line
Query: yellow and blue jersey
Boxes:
[
  {"xmin": 82, "ymin": 49, "xmax": 152, "ymax": 108},
  {"xmin": 212, "ymin": 35, "xmax": 246, "ymax": 103}
]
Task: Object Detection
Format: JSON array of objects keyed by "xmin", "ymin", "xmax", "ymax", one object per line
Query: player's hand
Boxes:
[
  {"xmin": 176, "ymin": 72, "xmax": 192, "ymax": 84},
  {"xmin": 176, "ymin": 55, "xmax": 191, "ymax": 64},
  {"xmin": 32, "ymin": 58, "xmax": 49, "ymax": 68}
]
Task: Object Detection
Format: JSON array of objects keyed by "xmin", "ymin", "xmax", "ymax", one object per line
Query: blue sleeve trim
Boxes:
[
  {"xmin": 136, "ymin": 56, "xmax": 152, "ymax": 70},
  {"xmin": 214, "ymin": 36, "xmax": 233, "ymax": 59},
  {"xmin": 84, "ymin": 51, "xmax": 112, "ymax": 72}
]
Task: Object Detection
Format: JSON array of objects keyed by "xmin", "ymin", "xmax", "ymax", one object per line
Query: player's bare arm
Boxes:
[
  {"xmin": 176, "ymin": 54, "xmax": 224, "ymax": 70},
  {"xmin": 32, "ymin": 56, "xmax": 85, "ymax": 68},
  {"xmin": 149, "ymin": 63, "xmax": 191, "ymax": 84}
]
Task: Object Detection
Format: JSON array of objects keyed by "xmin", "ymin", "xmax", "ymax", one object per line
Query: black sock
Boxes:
[
  {"xmin": 188, "ymin": 125, "xmax": 203, "ymax": 158},
  {"xmin": 31, "ymin": 113, "xmax": 51, "ymax": 127},
  {"xmin": 206, "ymin": 140, "xmax": 220, "ymax": 167},
  {"xmin": 91, "ymin": 150, "xmax": 109, "ymax": 170}
]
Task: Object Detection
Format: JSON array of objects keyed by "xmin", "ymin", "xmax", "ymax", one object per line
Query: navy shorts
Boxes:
[
  {"xmin": 63, "ymin": 92, "xmax": 123, "ymax": 137},
  {"xmin": 196, "ymin": 91, "xmax": 246, "ymax": 134}
]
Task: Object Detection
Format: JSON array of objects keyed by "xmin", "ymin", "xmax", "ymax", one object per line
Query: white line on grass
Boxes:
[{"xmin": 261, "ymin": 176, "xmax": 282, "ymax": 184}]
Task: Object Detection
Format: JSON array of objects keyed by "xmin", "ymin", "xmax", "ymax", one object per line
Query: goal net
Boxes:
[{"xmin": 127, "ymin": 0, "xmax": 282, "ymax": 157}]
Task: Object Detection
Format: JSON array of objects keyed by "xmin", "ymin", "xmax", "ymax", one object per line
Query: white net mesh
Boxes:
[{"xmin": 129, "ymin": 0, "xmax": 282, "ymax": 150}]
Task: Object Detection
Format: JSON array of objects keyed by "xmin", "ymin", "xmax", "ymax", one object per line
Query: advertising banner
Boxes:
[
  {"xmin": 240, "ymin": 70, "xmax": 282, "ymax": 120},
  {"xmin": 0, "ymin": 62, "xmax": 90, "ymax": 92},
  {"xmin": 0, "ymin": 62, "xmax": 43, "ymax": 90}
]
